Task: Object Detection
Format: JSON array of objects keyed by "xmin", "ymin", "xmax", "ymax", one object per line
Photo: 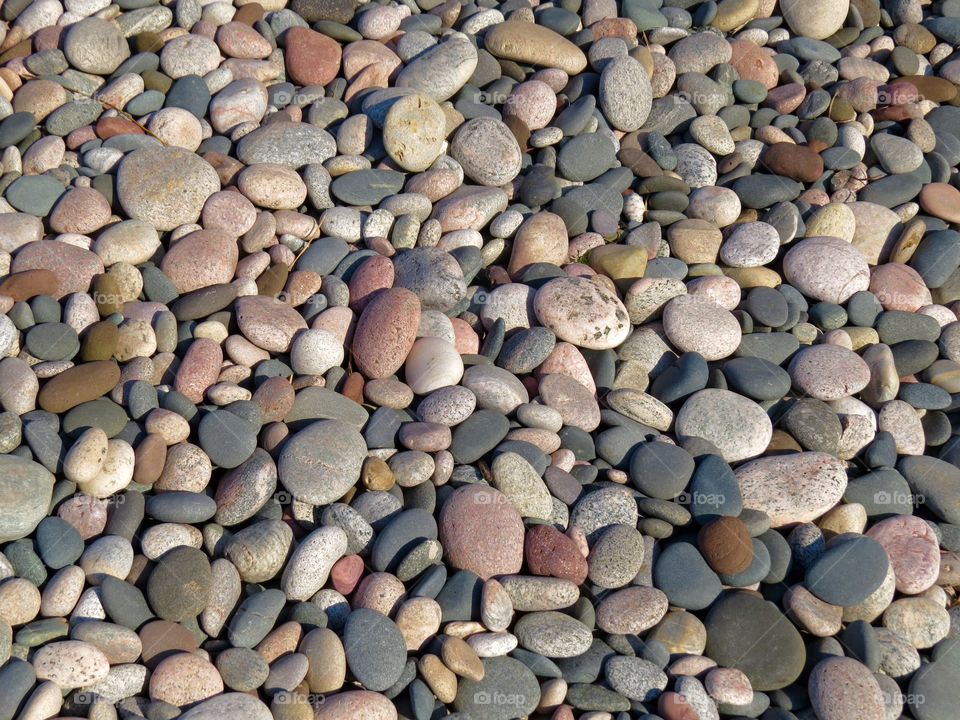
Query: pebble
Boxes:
[{"xmin": 675, "ymin": 389, "xmax": 772, "ymax": 462}]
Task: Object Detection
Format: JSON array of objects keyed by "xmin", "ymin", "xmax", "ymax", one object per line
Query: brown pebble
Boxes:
[
  {"xmin": 698, "ymin": 517, "xmax": 753, "ymax": 575},
  {"xmin": 0, "ymin": 269, "xmax": 59, "ymax": 301},
  {"xmin": 38, "ymin": 361, "xmax": 121, "ymax": 413}
]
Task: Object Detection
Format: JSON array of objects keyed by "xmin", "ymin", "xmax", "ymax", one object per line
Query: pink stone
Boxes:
[
  {"xmin": 348, "ymin": 254, "xmax": 395, "ymax": 312},
  {"xmin": 438, "ymin": 485, "xmax": 525, "ymax": 580},
  {"xmin": 352, "ymin": 287, "xmax": 421, "ymax": 379},
  {"xmin": 869, "ymin": 263, "xmax": 932, "ymax": 311},
  {"xmin": 866, "ymin": 514, "xmax": 940, "ymax": 595}
]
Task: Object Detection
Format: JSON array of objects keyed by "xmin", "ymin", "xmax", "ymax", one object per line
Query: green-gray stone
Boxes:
[{"xmin": 5, "ymin": 175, "xmax": 65, "ymax": 216}]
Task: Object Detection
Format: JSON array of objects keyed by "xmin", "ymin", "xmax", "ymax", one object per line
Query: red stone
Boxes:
[
  {"xmin": 330, "ymin": 555, "xmax": 364, "ymax": 595},
  {"xmin": 284, "ymin": 27, "xmax": 342, "ymax": 87},
  {"xmin": 524, "ymin": 524, "xmax": 588, "ymax": 585}
]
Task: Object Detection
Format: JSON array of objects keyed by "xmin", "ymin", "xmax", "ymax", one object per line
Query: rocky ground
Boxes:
[{"xmin": 0, "ymin": 0, "xmax": 960, "ymax": 719}]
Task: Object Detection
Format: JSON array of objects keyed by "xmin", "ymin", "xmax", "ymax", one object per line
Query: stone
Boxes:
[
  {"xmin": 735, "ymin": 452, "xmax": 847, "ymax": 527},
  {"xmin": 675, "ymin": 389, "xmax": 772, "ymax": 463},
  {"xmin": 117, "ymin": 146, "xmax": 220, "ymax": 231}
]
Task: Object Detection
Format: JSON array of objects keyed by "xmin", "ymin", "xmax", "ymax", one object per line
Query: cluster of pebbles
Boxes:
[{"xmin": 3, "ymin": 0, "xmax": 960, "ymax": 718}]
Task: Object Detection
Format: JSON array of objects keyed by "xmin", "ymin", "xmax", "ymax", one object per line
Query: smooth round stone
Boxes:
[
  {"xmin": 865, "ymin": 514, "xmax": 939, "ymax": 595},
  {"xmin": 117, "ymin": 146, "xmax": 221, "ymax": 231},
  {"xmin": 383, "ymin": 93, "xmax": 447, "ymax": 172},
  {"xmin": 534, "ymin": 276, "xmax": 630, "ymax": 350},
  {"xmin": 483, "ymin": 21, "xmax": 587, "ymax": 74},
  {"xmin": 6, "ymin": 176, "xmax": 65, "ymax": 217},
  {"xmin": 605, "ymin": 656, "xmax": 668, "ymax": 702},
  {"xmin": 788, "ymin": 344, "xmax": 870, "ymax": 400},
  {"xmin": 341, "ymin": 609, "xmax": 406, "ymax": 693},
  {"xmin": 198, "ymin": 410, "xmax": 257, "ymax": 469},
  {"xmin": 806, "ymin": 535, "xmax": 890, "ymax": 607},
  {"xmin": 557, "ymin": 133, "xmax": 616, "ymax": 183},
  {"xmin": 25, "ymin": 322, "xmax": 80, "ymax": 361},
  {"xmin": 236, "ymin": 121, "xmax": 336, "ymax": 168},
  {"xmin": 600, "ymin": 56, "xmax": 652, "ymax": 131},
  {"xmin": 331, "ymin": 168, "xmax": 405, "ymax": 206},
  {"xmin": 720, "ymin": 222, "xmax": 780, "ymax": 268},
  {"xmin": 809, "ymin": 657, "xmax": 885, "ymax": 720},
  {"xmin": 723, "ymin": 357, "xmax": 791, "ymax": 401},
  {"xmin": 33, "ymin": 640, "xmax": 110, "ymax": 689},
  {"xmin": 908, "ymin": 655, "xmax": 960, "ymax": 720},
  {"xmin": 150, "ymin": 652, "xmax": 224, "ymax": 705},
  {"xmin": 146, "ymin": 546, "xmax": 212, "ymax": 621},
  {"xmin": 451, "ymin": 117, "xmax": 522, "ymax": 187},
  {"xmin": 393, "ymin": 247, "xmax": 467, "ymax": 313},
  {"xmin": 514, "ymin": 610, "xmax": 593, "ymax": 658},
  {"xmin": 352, "ymin": 287, "xmax": 421, "ymax": 380},
  {"xmin": 654, "ymin": 540, "xmax": 724, "ymax": 611},
  {"xmin": 36, "ymin": 517, "xmax": 84, "ymax": 569},
  {"xmin": 630, "ymin": 442, "xmax": 695, "ymax": 499},
  {"xmin": 698, "ymin": 516, "xmax": 753, "ymax": 575},
  {"xmin": 675, "ymin": 389, "xmax": 772, "ymax": 463},
  {"xmin": 783, "ymin": 236, "xmax": 871, "ymax": 303},
  {"xmin": 704, "ymin": 591, "xmax": 806, "ymax": 691},
  {"xmin": 663, "ymin": 296, "xmax": 742, "ymax": 361},
  {"xmin": 0, "ymin": 455, "xmax": 55, "ymax": 542},
  {"xmin": 782, "ymin": 399, "xmax": 843, "ymax": 455},
  {"xmin": 395, "ymin": 33, "xmax": 479, "ymax": 101},
  {"xmin": 781, "ymin": 0, "xmax": 849, "ymax": 39},
  {"xmin": 0, "ymin": 112, "xmax": 37, "ymax": 149},
  {"xmin": 64, "ymin": 17, "xmax": 131, "ymax": 74},
  {"xmin": 279, "ymin": 420, "xmax": 365, "ymax": 505},
  {"xmin": 439, "ymin": 485, "xmax": 524, "ymax": 580},
  {"xmin": 291, "ymin": 328, "xmax": 344, "ymax": 377},
  {"xmin": 454, "ymin": 656, "xmax": 541, "ymax": 719},
  {"xmin": 735, "ymin": 452, "xmax": 847, "ymax": 527},
  {"xmin": 405, "ymin": 337, "xmax": 464, "ymax": 395}
]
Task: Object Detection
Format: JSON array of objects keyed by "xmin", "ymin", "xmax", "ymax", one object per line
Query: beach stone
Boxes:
[
  {"xmin": 383, "ymin": 93, "xmax": 447, "ymax": 172},
  {"xmin": 235, "ymin": 295, "xmax": 307, "ymax": 353},
  {"xmin": 454, "ymin": 656, "xmax": 540, "ymax": 719},
  {"xmin": 534, "ymin": 276, "xmax": 630, "ymax": 350},
  {"xmin": 866, "ymin": 514, "xmax": 939, "ymax": 595},
  {"xmin": 395, "ymin": 33, "xmax": 478, "ymax": 102},
  {"xmin": 704, "ymin": 591, "xmax": 806, "ymax": 691},
  {"xmin": 117, "ymin": 146, "xmax": 220, "ymax": 231},
  {"xmin": 0, "ymin": 455, "xmax": 54, "ymax": 543},
  {"xmin": 343, "ymin": 608, "xmax": 407, "ymax": 692},
  {"xmin": 788, "ymin": 344, "xmax": 871, "ymax": 400},
  {"xmin": 806, "ymin": 535, "xmax": 890, "ymax": 606},
  {"xmin": 279, "ymin": 420, "xmax": 365, "ymax": 505},
  {"xmin": 653, "ymin": 542, "xmax": 723, "ymax": 611},
  {"xmin": 483, "ymin": 21, "xmax": 587, "ymax": 75},
  {"xmin": 451, "ymin": 118, "xmax": 522, "ymax": 188},
  {"xmin": 150, "ymin": 652, "xmax": 224, "ymax": 705},
  {"xmin": 514, "ymin": 610, "xmax": 593, "ymax": 658},
  {"xmin": 675, "ymin": 389, "xmax": 772, "ymax": 463},
  {"xmin": 32, "ymin": 640, "xmax": 110, "ymax": 689},
  {"xmin": 439, "ymin": 485, "xmax": 524, "ymax": 580},
  {"xmin": 146, "ymin": 546, "xmax": 211, "ymax": 622},
  {"xmin": 735, "ymin": 452, "xmax": 847, "ymax": 527},
  {"xmin": 352, "ymin": 287, "xmax": 421, "ymax": 379},
  {"xmin": 663, "ymin": 296, "xmax": 741, "ymax": 361},
  {"xmin": 285, "ymin": 27, "xmax": 342, "ymax": 86},
  {"xmin": 783, "ymin": 237, "xmax": 871, "ymax": 303},
  {"xmin": 809, "ymin": 656, "xmax": 885, "ymax": 720},
  {"xmin": 63, "ymin": 18, "xmax": 130, "ymax": 74},
  {"xmin": 600, "ymin": 56, "xmax": 652, "ymax": 132}
]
